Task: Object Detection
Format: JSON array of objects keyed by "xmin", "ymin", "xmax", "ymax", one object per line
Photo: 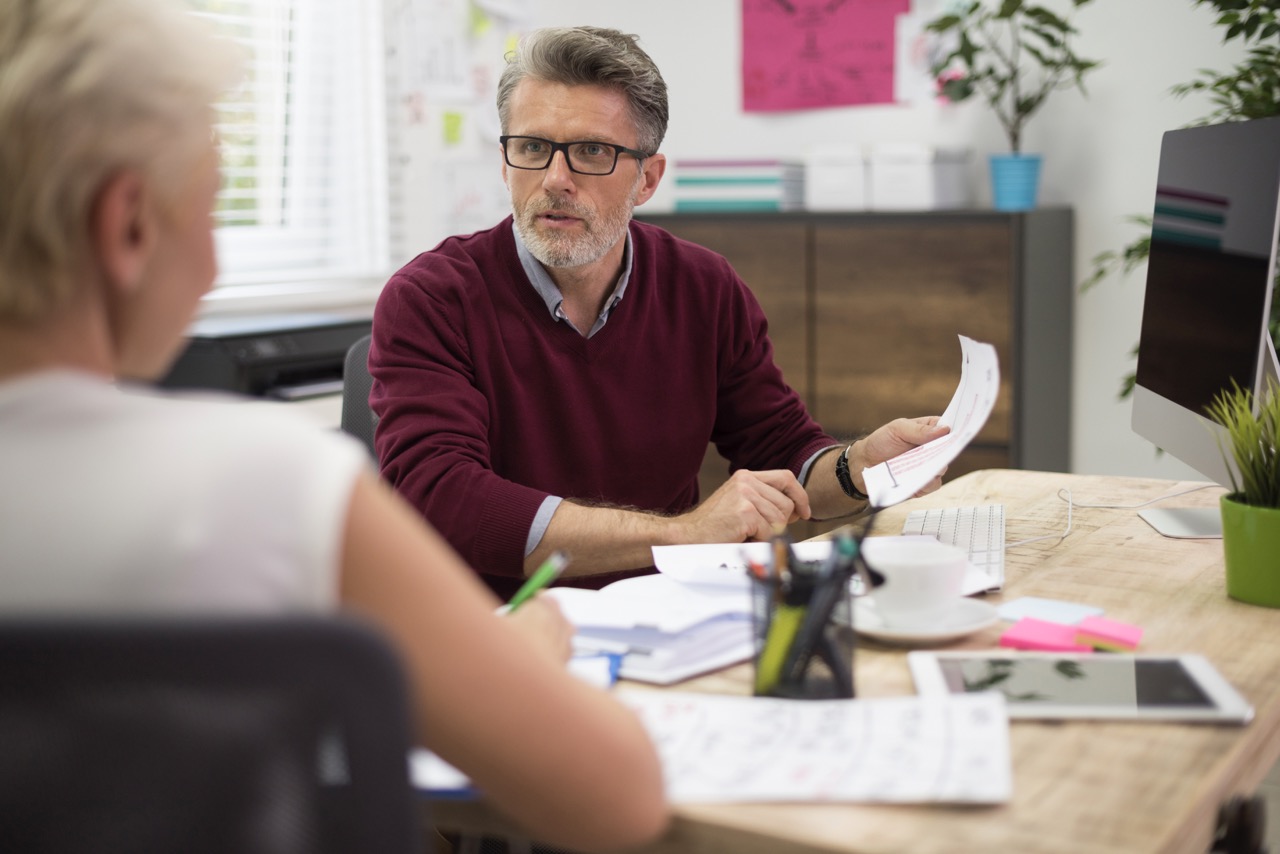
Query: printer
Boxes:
[{"xmin": 159, "ymin": 312, "xmax": 372, "ymax": 400}]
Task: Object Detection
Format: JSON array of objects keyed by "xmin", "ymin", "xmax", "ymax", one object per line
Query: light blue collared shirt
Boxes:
[{"xmin": 512, "ymin": 221, "xmax": 633, "ymax": 338}]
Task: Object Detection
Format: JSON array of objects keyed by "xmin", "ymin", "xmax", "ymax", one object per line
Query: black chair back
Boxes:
[
  {"xmin": 341, "ymin": 334, "xmax": 378, "ymax": 459},
  {"xmin": 0, "ymin": 616, "xmax": 423, "ymax": 854}
]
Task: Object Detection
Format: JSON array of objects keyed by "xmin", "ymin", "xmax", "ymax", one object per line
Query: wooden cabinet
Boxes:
[{"xmin": 637, "ymin": 209, "xmax": 1073, "ymax": 532}]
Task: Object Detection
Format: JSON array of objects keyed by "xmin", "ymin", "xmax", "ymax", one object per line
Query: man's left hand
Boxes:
[{"xmin": 851, "ymin": 416, "xmax": 950, "ymax": 497}]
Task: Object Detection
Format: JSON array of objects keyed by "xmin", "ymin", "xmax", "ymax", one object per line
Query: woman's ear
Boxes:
[{"xmin": 89, "ymin": 170, "xmax": 156, "ymax": 296}]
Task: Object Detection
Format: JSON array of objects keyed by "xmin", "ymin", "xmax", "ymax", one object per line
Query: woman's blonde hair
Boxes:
[{"xmin": 0, "ymin": 0, "xmax": 241, "ymax": 321}]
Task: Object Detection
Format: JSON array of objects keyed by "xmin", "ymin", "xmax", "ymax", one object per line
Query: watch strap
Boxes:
[{"xmin": 834, "ymin": 443, "xmax": 869, "ymax": 502}]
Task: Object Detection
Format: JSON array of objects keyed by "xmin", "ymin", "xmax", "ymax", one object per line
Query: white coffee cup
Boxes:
[{"xmin": 859, "ymin": 538, "xmax": 967, "ymax": 630}]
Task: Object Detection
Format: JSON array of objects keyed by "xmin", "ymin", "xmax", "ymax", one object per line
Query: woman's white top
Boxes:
[{"xmin": 0, "ymin": 371, "xmax": 369, "ymax": 615}]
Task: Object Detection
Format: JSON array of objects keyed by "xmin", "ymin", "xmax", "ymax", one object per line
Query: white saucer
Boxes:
[{"xmin": 853, "ymin": 598, "xmax": 1000, "ymax": 646}]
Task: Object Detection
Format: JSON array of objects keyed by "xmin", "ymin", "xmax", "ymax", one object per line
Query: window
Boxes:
[{"xmin": 189, "ymin": 0, "xmax": 389, "ymax": 306}]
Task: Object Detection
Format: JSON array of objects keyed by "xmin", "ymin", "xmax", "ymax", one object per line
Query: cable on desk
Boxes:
[
  {"xmin": 1004, "ymin": 483, "xmax": 1220, "ymax": 551},
  {"xmin": 1063, "ymin": 482, "xmax": 1219, "ymax": 510}
]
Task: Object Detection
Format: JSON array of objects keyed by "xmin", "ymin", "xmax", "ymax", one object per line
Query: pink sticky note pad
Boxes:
[
  {"xmin": 1000, "ymin": 617, "xmax": 1093, "ymax": 653},
  {"xmin": 1075, "ymin": 616, "xmax": 1143, "ymax": 651}
]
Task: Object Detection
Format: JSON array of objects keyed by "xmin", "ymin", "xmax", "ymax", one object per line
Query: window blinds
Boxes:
[{"xmin": 190, "ymin": 0, "xmax": 389, "ymax": 289}]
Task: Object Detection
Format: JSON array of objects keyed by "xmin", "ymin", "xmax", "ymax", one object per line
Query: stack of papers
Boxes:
[{"xmin": 546, "ymin": 573, "xmax": 754, "ymax": 685}]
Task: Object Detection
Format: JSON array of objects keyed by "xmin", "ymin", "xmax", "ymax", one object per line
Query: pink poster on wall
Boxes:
[{"xmin": 742, "ymin": 0, "xmax": 910, "ymax": 112}]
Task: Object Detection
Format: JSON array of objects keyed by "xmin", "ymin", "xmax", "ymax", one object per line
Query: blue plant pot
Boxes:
[{"xmin": 989, "ymin": 153, "xmax": 1042, "ymax": 211}]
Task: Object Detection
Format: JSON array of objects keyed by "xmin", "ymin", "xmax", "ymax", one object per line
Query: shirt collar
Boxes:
[{"xmin": 511, "ymin": 220, "xmax": 633, "ymax": 338}]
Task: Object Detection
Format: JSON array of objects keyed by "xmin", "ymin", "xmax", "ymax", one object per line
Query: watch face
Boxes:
[{"xmin": 742, "ymin": 0, "xmax": 907, "ymax": 111}]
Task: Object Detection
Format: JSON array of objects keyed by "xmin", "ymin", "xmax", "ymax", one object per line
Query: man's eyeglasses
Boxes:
[{"xmin": 500, "ymin": 136, "xmax": 649, "ymax": 176}]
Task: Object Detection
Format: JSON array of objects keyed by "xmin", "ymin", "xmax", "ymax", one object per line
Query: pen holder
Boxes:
[{"xmin": 750, "ymin": 561, "xmax": 856, "ymax": 700}]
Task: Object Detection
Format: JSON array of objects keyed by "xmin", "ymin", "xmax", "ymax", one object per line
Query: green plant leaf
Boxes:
[
  {"xmin": 926, "ymin": 14, "xmax": 963, "ymax": 33},
  {"xmin": 997, "ymin": 0, "xmax": 1024, "ymax": 19}
]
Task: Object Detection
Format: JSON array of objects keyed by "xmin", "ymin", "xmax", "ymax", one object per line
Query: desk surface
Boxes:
[{"xmin": 433, "ymin": 469, "xmax": 1280, "ymax": 854}]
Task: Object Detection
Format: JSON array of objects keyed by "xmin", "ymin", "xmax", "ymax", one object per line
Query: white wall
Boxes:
[{"xmin": 433, "ymin": 0, "xmax": 1254, "ymax": 480}]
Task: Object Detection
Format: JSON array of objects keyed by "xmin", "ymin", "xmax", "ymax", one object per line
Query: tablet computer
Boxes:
[{"xmin": 907, "ymin": 651, "xmax": 1254, "ymax": 723}]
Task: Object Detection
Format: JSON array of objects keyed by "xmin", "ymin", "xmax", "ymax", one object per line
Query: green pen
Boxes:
[{"xmin": 507, "ymin": 551, "xmax": 570, "ymax": 612}]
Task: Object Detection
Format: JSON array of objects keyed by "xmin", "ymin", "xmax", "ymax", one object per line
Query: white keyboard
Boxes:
[{"xmin": 901, "ymin": 503, "xmax": 1006, "ymax": 591}]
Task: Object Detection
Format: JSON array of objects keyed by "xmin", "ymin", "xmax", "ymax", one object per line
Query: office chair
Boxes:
[
  {"xmin": 341, "ymin": 334, "xmax": 378, "ymax": 459},
  {"xmin": 0, "ymin": 616, "xmax": 424, "ymax": 854}
]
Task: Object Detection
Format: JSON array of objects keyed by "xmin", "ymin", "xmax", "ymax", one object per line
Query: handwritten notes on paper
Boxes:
[
  {"xmin": 863, "ymin": 335, "xmax": 1000, "ymax": 508},
  {"xmin": 414, "ymin": 691, "xmax": 1012, "ymax": 804},
  {"xmin": 619, "ymin": 690, "xmax": 1011, "ymax": 804}
]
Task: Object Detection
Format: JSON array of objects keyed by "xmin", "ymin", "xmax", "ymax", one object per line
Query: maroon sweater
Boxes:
[{"xmin": 370, "ymin": 217, "xmax": 834, "ymax": 596}]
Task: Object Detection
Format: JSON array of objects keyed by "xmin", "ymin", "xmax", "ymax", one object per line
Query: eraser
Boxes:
[
  {"xmin": 999, "ymin": 617, "xmax": 1093, "ymax": 653},
  {"xmin": 1075, "ymin": 616, "xmax": 1143, "ymax": 651}
]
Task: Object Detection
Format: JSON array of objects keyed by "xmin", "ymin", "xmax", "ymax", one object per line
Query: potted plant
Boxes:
[
  {"xmin": 925, "ymin": 0, "xmax": 1101, "ymax": 210},
  {"xmin": 1207, "ymin": 379, "xmax": 1280, "ymax": 607}
]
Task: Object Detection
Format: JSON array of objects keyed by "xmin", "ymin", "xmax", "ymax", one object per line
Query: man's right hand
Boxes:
[
  {"xmin": 531, "ymin": 470, "xmax": 811, "ymax": 578},
  {"xmin": 674, "ymin": 469, "xmax": 811, "ymax": 544}
]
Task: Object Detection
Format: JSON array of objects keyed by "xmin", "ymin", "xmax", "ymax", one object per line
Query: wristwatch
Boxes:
[{"xmin": 834, "ymin": 443, "xmax": 870, "ymax": 502}]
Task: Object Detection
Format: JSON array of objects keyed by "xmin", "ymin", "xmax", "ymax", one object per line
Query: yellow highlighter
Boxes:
[
  {"xmin": 754, "ymin": 601, "xmax": 807, "ymax": 696},
  {"xmin": 753, "ymin": 529, "xmax": 807, "ymax": 696}
]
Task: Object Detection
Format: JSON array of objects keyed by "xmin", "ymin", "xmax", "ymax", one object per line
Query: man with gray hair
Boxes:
[{"xmin": 370, "ymin": 26, "xmax": 946, "ymax": 597}]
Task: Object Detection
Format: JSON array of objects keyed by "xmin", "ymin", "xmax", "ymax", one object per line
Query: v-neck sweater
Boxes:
[{"xmin": 370, "ymin": 216, "xmax": 834, "ymax": 596}]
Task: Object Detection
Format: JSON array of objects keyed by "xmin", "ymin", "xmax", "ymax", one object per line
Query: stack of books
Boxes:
[{"xmin": 672, "ymin": 159, "xmax": 805, "ymax": 213}]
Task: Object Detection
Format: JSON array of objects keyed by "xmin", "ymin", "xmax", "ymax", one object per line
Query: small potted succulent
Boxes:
[
  {"xmin": 925, "ymin": 0, "xmax": 1101, "ymax": 210},
  {"xmin": 1207, "ymin": 379, "xmax": 1280, "ymax": 607}
]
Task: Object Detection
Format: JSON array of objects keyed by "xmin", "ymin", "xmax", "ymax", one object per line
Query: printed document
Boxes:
[{"xmin": 863, "ymin": 335, "xmax": 999, "ymax": 508}]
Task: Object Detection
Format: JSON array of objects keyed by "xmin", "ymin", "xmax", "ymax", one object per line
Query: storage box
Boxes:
[
  {"xmin": 868, "ymin": 144, "xmax": 971, "ymax": 210},
  {"xmin": 672, "ymin": 159, "xmax": 805, "ymax": 213},
  {"xmin": 803, "ymin": 147, "xmax": 867, "ymax": 211}
]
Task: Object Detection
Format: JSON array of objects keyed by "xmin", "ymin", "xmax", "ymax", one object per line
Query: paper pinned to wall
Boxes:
[
  {"xmin": 742, "ymin": 0, "xmax": 910, "ymax": 112},
  {"xmin": 862, "ymin": 335, "xmax": 1000, "ymax": 508}
]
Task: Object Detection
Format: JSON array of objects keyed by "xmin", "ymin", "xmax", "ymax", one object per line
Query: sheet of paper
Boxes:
[
  {"xmin": 863, "ymin": 336, "xmax": 1000, "ymax": 508},
  {"xmin": 998, "ymin": 597, "xmax": 1105, "ymax": 625},
  {"xmin": 568, "ymin": 652, "xmax": 621, "ymax": 688},
  {"xmin": 652, "ymin": 541, "xmax": 836, "ymax": 589},
  {"xmin": 572, "ymin": 614, "xmax": 755, "ymax": 685},
  {"xmin": 411, "ymin": 749, "xmax": 475, "ymax": 798},
  {"xmin": 415, "ymin": 691, "xmax": 1012, "ymax": 804},
  {"xmin": 545, "ymin": 573, "xmax": 747, "ymax": 633},
  {"xmin": 620, "ymin": 690, "xmax": 1011, "ymax": 804},
  {"xmin": 653, "ymin": 537, "xmax": 996, "ymax": 597}
]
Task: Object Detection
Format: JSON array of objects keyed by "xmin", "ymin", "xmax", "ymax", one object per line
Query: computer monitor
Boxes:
[{"xmin": 1131, "ymin": 116, "xmax": 1280, "ymax": 538}]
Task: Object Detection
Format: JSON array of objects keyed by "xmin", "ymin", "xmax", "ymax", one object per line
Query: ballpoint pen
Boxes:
[{"xmin": 507, "ymin": 551, "xmax": 569, "ymax": 612}]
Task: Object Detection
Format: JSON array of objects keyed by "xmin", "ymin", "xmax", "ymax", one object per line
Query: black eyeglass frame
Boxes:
[{"xmin": 499, "ymin": 135, "xmax": 651, "ymax": 176}]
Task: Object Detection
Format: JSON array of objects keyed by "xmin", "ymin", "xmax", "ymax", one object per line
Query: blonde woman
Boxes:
[{"xmin": 0, "ymin": 1, "xmax": 667, "ymax": 850}]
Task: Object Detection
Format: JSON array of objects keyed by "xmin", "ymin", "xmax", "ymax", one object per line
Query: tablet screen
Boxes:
[
  {"xmin": 908, "ymin": 652, "xmax": 1254, "ymax": 722},
  {"xmin": 937, "ymin": 656, "xmax": 1212, "ymax": 708}
]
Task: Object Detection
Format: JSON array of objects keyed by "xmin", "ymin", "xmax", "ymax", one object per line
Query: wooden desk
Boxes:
[{"xmin": 433, "ymin": 470, "xmax": 1280, "ymax": 853}]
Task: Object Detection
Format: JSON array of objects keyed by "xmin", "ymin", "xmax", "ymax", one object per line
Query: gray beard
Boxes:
[{"xmin": 513, "ymin": 190, "xmax": 638, "ymax": 269}]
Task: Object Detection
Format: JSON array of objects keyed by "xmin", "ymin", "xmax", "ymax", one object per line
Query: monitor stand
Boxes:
[
  {"xmin": 1140, "ymin": 335, "xmax": 1280, "ymax": 540},
  {"xmin": 1139, "ymin": 507, "xmax": 1223, "ymax": 539}
]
